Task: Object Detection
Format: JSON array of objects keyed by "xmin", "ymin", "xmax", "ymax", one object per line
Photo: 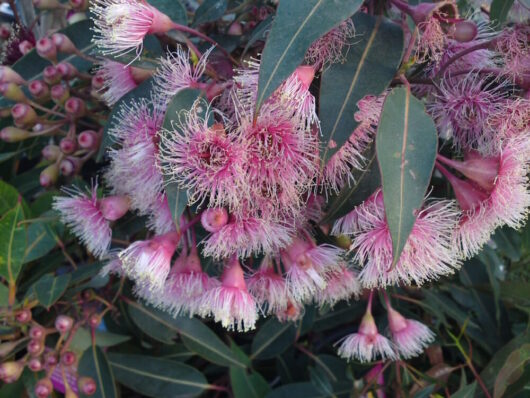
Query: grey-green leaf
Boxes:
[
  {"xmin": 0, "ymin": 203, "xmax": 27, "ymax": 286},
  {"xmin": 108, "ymin": 353, "xmax": 209, "ymax": 398},
  {"xmin": 490, "ymin": 0, "xmax": 515, "ymax": 27},
  {"xmin": 375, "ymin": 87, "xmax": 438, "ymax": 266},
  {"xmin": 128, "ymin": 302, "xmax": 177, "ymax": 344},
  {"xmin": 32, "ymin": 273, "xmax": 70, "ymax": 309},
  {"xmin": 230, "ymin": 366, "xmax": 270, "ymax": 398},
  {"xmin": 256, "ymin": 0, "xmax": 363, "ymax": 113},
  {"xmin": 193, "ymin": 0, "xmax": 227, "ymax": 26},
  {"xmin": 78, "ymin": 345, "xmax": 118, "ymax": 398},
  {"xmin": 451, "ymin": 382, "xmax": 477, "ymax": 398},
  {"xmin": 250, "ymin": 319, "xmax": 297, "ymax": 360},
  {"xmin": 320, "ymin": 13, "xmax": 403, "ymax": 163}
]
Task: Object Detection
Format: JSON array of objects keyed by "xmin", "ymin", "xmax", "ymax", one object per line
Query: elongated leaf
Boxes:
[
  {"xmin": 250, "ymin": 319, "xmax": 297, "ymax": 360},
  {"xmin": 0, "ymin": 181, "xmax": 20, "ymax": 215},
  {"xmin": 266, "ymin": 381, "xmax": 352, "ymax": 398},
  {"xmin": 128, "ymin": 302, "xmax": 177, "ymax": 344},
  {"xmin": 451, "ymin": 382, "xmax": 477, "ymax": 398},
  {"xmin": 256, "ymin": 0, "xmax": 363, "ymax": 113},
  {"xmin": 230, "ymin": 366, "xmax": 270, "ymax": 398},
  {"xmin": 70, "ymin": 328, "xmax": 131, "ymax": 353},
  {"xmin": 320, "ymin": 13, "xmax": 403, "ymax": 162},
  {"xmin": 0, "ymin": 203, "xmax": 27, "ymax": 285},
  {"xmin": 126, "ymin": 301, "xmax": 246, "ymax": 368},
  {"xmin": 78, "ymin": 345, "xmax": 118, "ymax": 398},
  {"xmin": 32, "ymin": 273, "xmax": 70, "ymax": 309},
  {"xmin": 150, "ymin": 0, "xmax": 188, "ymax": 25},
  {"xmin": 375, "ymin": 87, "xmax": 438, "ymax": 266},
  {"xmin": 490, "ymin": 0, "xmax": 515, "ymax": 27},
  {"xmin": 494, "ymin": 344, "xmax": 530, "ymax": 398},
  {"xmin": 243, "ymin": 15, "xmax": 273, "ymax": 55},
  {"xmin": 23, "ymin": 220, "xmax": 59, "ymax": 264},
  {"xmin": 193, "ymin": 0, "xmax": 227, "ymax": 26},
  {"xmin": 108, "ymin": 353, "xmax": 209, "ymax": 398}
]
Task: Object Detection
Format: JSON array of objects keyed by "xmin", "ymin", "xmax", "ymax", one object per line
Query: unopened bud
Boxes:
[
  {"xmin": 0, "ymin": 82, "xmax": 27, "ymax": 102},
  {"xmin": 130, "ymin": 66, "xmax": 153, "ymax": 84},
  {"xmin": 99, "ymin": 196, "xmax": 130, "ymax": 221},
  {"xmin": 65, "ymin": 97, "xmax": 85, "ymax": 117},
  {"xmin": 91, "ymin": 74, "xmax": 104, "ymax": 90},
  {"xmin": 29, "ymin": 325, "xmax": 45, "ymax": 340},
  {"xmin": 69, "ymin": 0, "xmax": 88, "ymax": 11},
  {"xmin": 60, "ymin": 157, "xmax": 81, "ymax": 176},
  {"xmin": 78, "ymin": 130, "xmax": 99, "ymax": 150},
  {"xmin": 0, "ymin": 66, "xmax": 26, "ymax": 85},
  {"xmin": 27, "ymin": 339, "xmax": 44, "ymax": 356},
  {"xmin": 78, "ymin": 377, "xmax": 97, "ymax": 396},
  {"xmin": 11, "ymin": 103, "xmax": 37, "ymax": 127},
  {"xmin": 294, "ymin": 65, "xmax": 315, "ymax": 90},
  {"xmin": 55, "ymin": 315, "xmax": 74, "ymax": 333},
  {"xmin": 52, "ymin": 33, "xmax": 77, "ymax": 54},
  {"xmin": 43, "ymin": 66, "xmax": 61, "ymax": 85},
  {"xmin": 61, "ymin": 351, "xmax": 76, "ymax": 366},
  {"xmin": 40, "ymin": 164, "xmax": 59, "ymax": 187},
  {"xmin": 228, "ymin": 21, "xmax": 243, "ymax": 36},
  {"xmin": 201, "ymin": 207, "xmax": 229, "ymax": 232},
  {"xmin": 44, "ymin": 352, "xmax": 58, "ymax": 366},
  {"xmin": 0, "ymin": 24, "xmax": 11, "ymax": 40},
  {"xmin": 42, "ymin": 145, "xmax": 61, "ymax": 161},
  {"xmin": 19, "ymin": 40, "xmax": 34, "ymax": 55},
  {"xmin": 0, "ymin": 127, "xmax": 30, "ymax": 142},
  {"xmin": 57, "ymin": 62, "xmax": 78, "ymax": 80},
  {"xmin": 29, "ymin": 80, "xmax": 50, "ymax": 100},
  {"xmin": 34, "ymin": 0, "xmax": 63, "ymax": 9},
  {"xmin": 449, "ymin": 20, "xmax": 477, "ymax": 43},
  {"xmin": 15, "ymin": 309, "xmax": 32, "ymax": 323},
  {"xmin": 88, "ymin": 314, "xmax": 101, "ymax": 328},
  {"xmin": 36, "ymin": 37, "xmax": 57, "ymax": 63},
  {"xmin": 28, "ymin": 357, "xmax": 43, "ymax": 372},
  {"xmin": 35, "ymin": 378, "xmax": 53, "ymax": 398},
  {"xmin": 51, "ymin": 84, "xmax": 69, "ymax": 104},
  {"xmin": 0, "ymin": 361, "xmax": 23, "ymax": 383},
  {"xmin": 60, "ymin": 137, "xmax": 77, "ymax": 154}
]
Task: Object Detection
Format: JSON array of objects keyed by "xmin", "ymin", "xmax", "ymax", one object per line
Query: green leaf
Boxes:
[
  {"xmin": 0, "ymin": 181, "xmax": 20, "ymax": 215},
  {"xmin": 0, "ymin": 284, "xmax": 8, "ymax": 307},
  {"xmin": 375, "ymin": 86, "xmax": 438, "ymax": 266},
  {"xmin": 230, "ymin": 347, "xmax": 270, "ymax": 398},
  {"xmin": 23, "ymin": 219, "xmax": 59, "ymax": 264},
  {"xmin": 309, "ymin": 367, "xmax": 333, "ymax": 396},
  {"xmin": 193, "ymin": 0, "xmax": 227, "ymax": 26},
  {"xmin": 32, "ymin": 273, "xmax": 70, "ymax": 309},
  {"xmin": 0, "ymin": 203, "xmax": 27, "ymax": 286},
  {"xmin": 108, "ymin": 353, "xmax": 209, "ymax": 398},
  {"xmin": 78, "ymin": 345, "xmax": 118, "ymax": 398},
  {"xmin": 451, "ymin": 382, "xmax": 477, "ymax": 398},
  {"xmin": 492, "ymin": 227, "xmax": 521, "ymax": 261},
  {"xmin": 494, "ymin": 344, "xmax": 530, "ymax": 398},
  {"xmin": 265, "ymin": 382, "xmax": 352, "ymax": 398},
  {"xmin": 490, "ymin": 0, "xmax": 515, "ymax": 27},
  {"xmin": 150, "ymin": 0, "xmax": 188, "ymax": 25},
  {"xmin": 250, "ymin": 318, "xmax": 297, "ymax": 360},
  {"xmin": 243, "ymin": 15, "xmax": 273, "ymax": 54},
  {"xmin": 319, "ymin": 13, "xmax": 403, "ymax": 162},
  {"xmin": 126, "ymin": 300, "xmax": 246, "ymax": 368},
  {"xmin": 256, "ymin": 0, "xmax": 363, "ymax": 113},
  {"xmin": 128, "ymin": 302, "xmax": 177, "ymax": 344},
  {"xmin": 321, "ymin": 141, "xmax": 380, "ymax": 223},
  {"xmin": 70, "ymin": 327, "xmax": 131, "ymax": 353}
]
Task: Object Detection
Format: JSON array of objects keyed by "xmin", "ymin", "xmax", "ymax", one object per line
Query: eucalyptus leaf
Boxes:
[
  {"xmin": 250, "ymin": 318, "xmax": 297, "ymax": 360},
  {"xmin": 490, "ymin": 0, "xmax": 515, "ymax": 27},
  {"xmin": 193, "ymin": 0, "xmax": 227, "ymax": 26},
  {"xmin": 78, "ymin": 346, "xmax": 118, "ymax": 398},
  {"xmin": 32, "ymin": 273, "xmax": 70, "ymax": 309},
  {"xmin": 0, "ymin": 203, "xmax": 27, "ymax": 287}
]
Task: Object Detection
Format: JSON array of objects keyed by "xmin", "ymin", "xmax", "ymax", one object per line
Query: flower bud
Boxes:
[
  {"xmin": 0, "ymin": 127, "xmax": 30, "ymax": 142},
  {"xmin": 35, "ymin": 378, "xmax": 53, "ymax": 398},
  {"xmin": 27, "ymin": 339, "xmax": 44, "ymax": 356},
  {"xmin": 43, "ymin": 66, "xmax": 61, "ymax": 85},
  {"xmin": 51, "ymin": 33, "xmax": 76, "ymax": 53},
  {"xmin": 40, "ymin": 164, "xmax": 59, "ymax": 187},
  {"xmin": 294, "ymin": 65, "xmax": 315, "ymax": 90},
  {"xmin": 29, "ymin": 325, "xmax": 45, "ymax": 340},
  {"xmin": 15, "ymin": 308, "xmax": 32, "ymax": 323},
  {"xmin": 77, "ymin": 130, "xmax": 99, "ymax": 150},
  {"xmin": 201, "ymin": 207, "xmax": 229, "ymax": 232},
  {"xmin": 51, "ymin": 84, "xmax": 69, "ymax": 104},
  {"xmin": 42, "ymin": 145, "xmax": 61, "ymax": 161},
  {"xmin": 449, "ymin": 20, "xmax": 477, "ymax": 43},
  {"xmin": 57, "ymin": 62, "xmax": 78, "ymax": 80},
  {"xmin": 60, "ymin": 137, "xmax": 77, "ymax": 154},
  {"xmin": 11, "ymin": 103, "xmax": 37, "ymax": 127},
  {"xmin": 36, "ymin": 37, "xmax": 57, "ymax": 63},
  {"xmin": 69, "ymin": 0, "xmax": 88, "ymax": 11},
  {"xmin": 78, "ymin": 376, "xmax": 97, "ymax": 396},
  {"xmin": 65, "ymin": 97, "xmax": 86, "ymax": 117},
  {"xmin": 28, "ymin": 357, "xmax": 43, "ymax": 372},
  {"xmin": 61, "ymin": 351, "xmax": 76, "ymax": 366},
  {"xmin": 91, "ymin": 74, "xmax": 105, "ymax": 90},
  {"xmin": 228, "ymin": 21, "xmax": 243, "ymax": 36},
  {"xmin": 0, "ymin": 361, "xmax": 23, "ymax": 383},
  {"xmin": 99, "ymin": 196, "xmax": 130, "ymax": 221},
  {"xmin": 0, "ymin": 24, "xmax": 11, "ymax": 40},
  {"xmin": 29, "ymin": 80, "xmax": 50, "ymax": 100},
  {"xmin": 44, "ymin": 351, "xmax": 58, "ymax": 366},
  {"xmin": 60, "ymin": 157, "xmax": 81, "ymax": 176},
  {"xmin": 33, "ymin": 0, "xmax": 63, "ymax": 10},
  {"xmin": 0, "ymin": 66, "xmax": 26, "ymax": 85},
  {"xmin": 55, "ymin": 315, "xmax": 74, "ymax": 333},
  {"xmin": 19, "ymin": 40, "xmax": 34, "ymax": 55},
  {"xmin": 88, "ymin": 314, "xmax": 101, "ymax": 328},
  {"xmin": 0, "ymin": 82, "xmax": 27, "ymax": 102}
]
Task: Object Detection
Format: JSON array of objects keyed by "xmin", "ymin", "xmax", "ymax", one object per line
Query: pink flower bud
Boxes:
[
  {"xmin": 221, "ymin": 257, "xmax": 247, "ymax": 290},
  {"xmin": 77, "ymin": 130, "xmax": 100, "ymax": 150},
  {"xmin": 0, "ymin": 66, "xmax": 26, "ymax": 85},
  {"xmin": 78, "ymin": 377, "xmax": 97, "ymax": 396},
  {"xmin": 64, "ymin": 97, "xmax": 85, "ymax": 116},
  {"xmin": 27, "ymin": 339, "xmax": 44, "ymax": 356},
  {"xmin": 55, "ymin": 315, "xmax": 74, "ymax": 333},
  {"xmin": 60, "ymin": 157, "xmax": 81, "ymax": 176},
  {"xmin": 40, "ymin": 164, "xmax": 59, "ymax": 187},
  {"xmin": 43, "ymin": 66, "xmax": 61, "ymax": 85},
  {"xmin": 449, "ymin": 20, "xmax": 478, "ymax": 43},
  {"xmin": 28, "ymin": 357, "xmax": 43, "ymax": 372},
  {"xmin": 0, "ymin": 127, "xmax": 30, "ymax": 142},
  {"xmin": 36, "ymin": 37, "xmax": 57, "ymax": 62},
  {"xmin": 98, "ymin": 196, "xmax": 130, "ymax": 221},
  {"xmin": 88, "ymin": 314, "xmax": 101, "ymax": 328},
  {"xmin": 61, "ymin": 351, "xmax": 76, "ymax": 366},
  {"xmin": 11, "ymin": 103, "xmax": 37, "ymax": 127},
  {"xmin": 56, "ymin": 62, "xmax": 78, "ymax": 80},
  {"xmin": 19, "ymin": 40, "xmax": 34, "ymax": 54},
  {"xmin": 0, "ymin": 24, "xmax": 11, "ymax": 40},
  {"xmin": 44, "ymin": 351, "xmax": 58, "ymax": 366},
  {"xmin": 0, "ymin": 361, "xmax": 23, "ymax": 383},
  {"xmin": 35, "ymin": 378, "xmax": 53, "ymax": 398},
  {"xmin": 15, "ymin": 309, "xmax": 32, "ymax": 323},
  {"xmin": 358, "ymin": 311, "xmax": 378, "ymax": 336},
  {"xmin": 51, "ymin": 84, "xmax": 70, "ymax": 104},
  {"xmin": 91, "ymin": 74, "xmax": 105, "ymax": 90},
  {"xmin": 29, "ymin": 80, "xmax": 50, "ymax": 99},
  {"xmin": 29, "ymin": 325, "xmax": 45, "ymax": 339},
  {"xmin": 51, "ymin": 33, "xmax": 76, "ymax": 53},
  {"xmin": 0, "ymin": 82, "xmax": 27, "ymax": 102},
  {"xmin": 60, "ymin": 137, "xmax": 77, "ymax": 154},
  {"xmin": 294, "ymin": 65, "xmax": 315, "ymax": 90},
  {"xmin": 228, "ymin": 22, "xmax": 243, "ymax": 36},
  {"xmin": 201, "ymin": 207, "xmax": 229, "ymax": 232},
  {"xmin": 42, "ymin": 145, "xmax": 61, "ymax": 161}
]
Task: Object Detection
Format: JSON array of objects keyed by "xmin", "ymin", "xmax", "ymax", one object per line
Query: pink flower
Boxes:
[
  {"xmin": 146, "ymin": 195, "xmax": 176, "ymax": 234},
  {"xmin": 316, "ymin": 263, "xmax": 361, "ymax": 308},
  {"xmin": 53, "ymin": 184, "xmax": 129, "ymax": 259},
  {"xmin": 201, "ymin": 207, "xmax": 229, "ymax": 232},
  {"xmin": 387, "ymin": 306, "xmax": 434, "ymax": 359},
  {"xmin": 334, "ymin": 189, "xmax": 460, "ymax": 288},
  {"xmin": 92, "ymin": 0, "xmax": 173, "ymax": 58},
  {"xmin": 486, "ymin": 98, "xmax": 530, "ymax": 146},
  {"xmin": 247, "ymin": 257, "xmax": 289, "ymax": 315},
  {"xmin": 428, "ymin": 73, "xmax": 507, "ymax": 152},
  {"xmin": 495, "ymin": 25, "xmax": 530, "ymax": 81},
  {"xmin": 276, "ymin": 300, "xmax": 304, "ymax": 323},
  {"xmin": 199, "ymin": 258, "xmax": 258, "ymax": 331},
  {"xmin": 282, "ymin": 236, "xmax": 343, "ymax": 303},
  {"xmin": 118, "ymin": 231, "xmax": 179, "ymax": 289},
  {"xmin": 157, "ymin": 101, "xmax": 248, "ymax": 210},
  {"xmin": 305, "ymin": 19, "xmax": 356, "ymax": 70},
  {"xmin": 97, "ymin": 60, "xmax": 151, "ymax": 106}
]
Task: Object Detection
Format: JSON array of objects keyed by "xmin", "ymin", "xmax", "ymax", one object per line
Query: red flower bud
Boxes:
[
  {"xmin": 29, "ymin": 325, "xmax": 45, "ymax": 339},
  {"xmin": 449, "ymin": 20, "xmax": 478, "ymax": 43},
  {"xmin": 29, "ymin": 80, "xmax": 50, "ymax": 99},
  {"xmin": 27, "ymin": 339, "xmax": 44, "ymax": 356},
  {"xmin": 44, "ymin": 351, "xmax": 58, "ymax": 366},
  {"xmin": 28, "ymin": 357, "xmax": 43, "ymax": 372},
  {"xmin": 40, "ymin": 164, "xmax": 59, "ymax": 187},
  {"xmin": 0, "ymin": 82, "xmax": 27, "ymax": 102},
  {"xmin": 11, "ymin": 103, "xmax": 37, "ymax": 127},
  {"xmin": 51, "ymin": 84, "xmax": 70, "ymax": 104},
  {"xmin": 43, "ymin": 66, "xmax": 61, "ymax": 85},
  {"xmin": 78, "ymin": 377, "xmax": 97, "ymax": 396},
  {"xmin": 42, "ymin": 145, "xmax": 61, "ymax": 161},
  {"xmin": 36, "ymin": 37, "xmax": 57, "ymax": 63},
  {"xmin": 35, "ymin": 378, "xmax": 53, "ymax": 398},
  {"xmin": 60, "ymin": 137, "xmax": 77, "ymax": 154},
  {"xmin": 77, "ymin": 130, "xmax": 100, "ymax": 150},
  {"xmin": 0, "ymin": 361, "xmax": 23, "ymax": 383},
  {"xmin": 99, "ymin": 196, "xmax": 130, "ymax": 221},
  {"xmin": 61, "ymin": 351, "xmax": 76, "ymax": 366},
  {"xmin": 60, "ymin": 157, "xmax": 81, "ymax": 176},
  {"xmin": 0, "ymin": 127, "xmax": 30, "ymax": 142},
  {"xmin": 65, "ymin": 97, "xmax": 86, "ymax": 117},
  {"xmin": 57, "ymin": 62, "xmax": 78, "ymax": 80},
  {"xmin": 15, "ymin": 309, "xmax": 32, "ymax": 323},
  {"xmin": 55, "ymin": 315, "xmax": 74, "ymax": 333},
  {"xmin": 19, "ymin": 40, "xmax": 34, "ymax": 55},
  {"xmin": 52, "ymin": 33, "xmax": 76, "ymax": 53},
  {"xmin": 0, "ymin": 66, "xmax": 26, "ymax": 85}
]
